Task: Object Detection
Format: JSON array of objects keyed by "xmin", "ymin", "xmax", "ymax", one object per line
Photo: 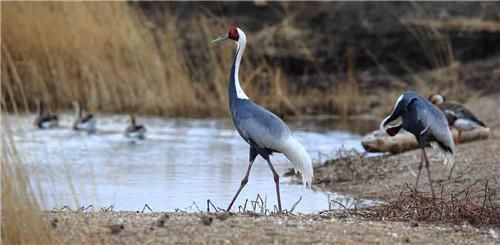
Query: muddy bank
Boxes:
[
  {"xmin": 46, "ymin": 212, "xmax": 498, "ymax": 244},
  {"xmin": 307, "ymin": 130, "xmax": 499, "ymax": 204}
]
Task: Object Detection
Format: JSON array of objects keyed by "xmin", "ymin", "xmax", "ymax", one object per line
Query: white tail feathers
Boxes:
[
  {"xmin": 282, "ymin": 137, "xmax": 314, "ymax": 187},
  {"xmin": 442, "ymin": 151, "xmax": 455, "ymax": 179},
  {"xmin": 430, "ymin": 142, "xmax": 455, "ymax": 179}
]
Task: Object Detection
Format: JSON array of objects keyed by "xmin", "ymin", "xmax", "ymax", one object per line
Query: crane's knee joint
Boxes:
[{"xmin": 273, "ymin": 174, "xmax": 279, "ymax": 183}]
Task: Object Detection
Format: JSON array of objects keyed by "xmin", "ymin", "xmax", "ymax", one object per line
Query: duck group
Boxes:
[{"xmin": 33, "ymin": 99, "xmax": 146, "ymax": 139}]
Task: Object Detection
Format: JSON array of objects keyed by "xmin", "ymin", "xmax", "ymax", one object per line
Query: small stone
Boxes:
[
  {"xmin": 201, "ymin": 215, "xmax": 213, "ymax": 225},
  {"xmin": 216, "ymin": 212, "xmax": 231, "ymax": 221},
  {"xmin": 50, "ymin": 218, "xmax": 58, "ymax": 229},
  {"xmin": 409, "ymin": 221, "xmax": 419, "ymax": 227},
  {"xmin": 156, "ymin": 214, "xmax": 169, "ymax": 227},
  {"xmin": 108, "ymin": 224, "xmax": 124, "ymax": 234}
]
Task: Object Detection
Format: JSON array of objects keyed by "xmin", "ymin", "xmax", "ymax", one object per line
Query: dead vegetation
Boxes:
[
  {"xmin": 364, "ymin": 184, "xmax": 499, "ymax": 227},
  {"xmin": 1, "ymin": 118, "xmax": 56, "ymax": 244},
  {"xmin": 2, "ymin": 2, "xmax": 499, "ymax": 118}
]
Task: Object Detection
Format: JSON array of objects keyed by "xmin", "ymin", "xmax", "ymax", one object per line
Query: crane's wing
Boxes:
[
  {"xmin": 232, "ymin": 100, "xmax": 291, "ymax": 152},
  {"xmin": 417, "ymin": 102, "xmax": 454, "ymax": 153},
  {"xmin": 232, "ymin": 100, "xmax": 313, "ymax": 186}
]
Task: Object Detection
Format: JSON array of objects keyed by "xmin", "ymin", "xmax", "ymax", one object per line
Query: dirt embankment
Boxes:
[
  {"xmin": 46, "ymin": 211, "xmax": 498, "ymax": 244},
  {"xmin": 308, "ymin": 97, "xmax": 500, "ymax": 203},
  {"xmin": 311, "ymin": 137, "xmax": 500, "ymax": 202}
]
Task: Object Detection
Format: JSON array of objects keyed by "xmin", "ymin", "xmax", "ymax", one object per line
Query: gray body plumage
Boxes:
[
  {"xmin": 381, "ymin": 91, "xmax": 455, "ymax": 196},
  {"xmin": 229, "ymin": 65, "xmax": 290, "ymax": 155},
  {"xmin": 382, "ymin": 91, "xmax": 454, "ymax": 153}
]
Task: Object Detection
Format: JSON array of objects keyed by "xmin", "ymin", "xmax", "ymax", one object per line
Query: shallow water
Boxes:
[{"xmin": 4, "ymin": 113, "xmax": 379, "ymax": 213}]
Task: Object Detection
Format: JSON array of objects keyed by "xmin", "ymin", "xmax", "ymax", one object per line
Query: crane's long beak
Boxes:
[{"xmin": 211, "ymin": 34, "xmax": 228, "ymax": 44}]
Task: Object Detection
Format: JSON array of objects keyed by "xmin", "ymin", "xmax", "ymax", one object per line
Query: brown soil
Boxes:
[
  {"xmin": 309, "ymin": 97, "xmax": 500, "ymax": 204},
  {"xmin": 46, "ymin": 211, "xmax": 498, "ymax": 244},
  {"xmin": 311, "ymin": 137, "xmax": 500, "ymax": 203}
]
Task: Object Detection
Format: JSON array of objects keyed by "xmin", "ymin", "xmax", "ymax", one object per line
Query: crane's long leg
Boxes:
[
  {"xmin": 415, "ymin": 149, "xmax": 424, "ymax": 189},
  {"xmin": 227, "ymin": 147, "xmax": 258, "ymax": 212},
  {"xmin": 422, "ymin": 148, "xmax": 436, "ymax": 198},
  {"xmin": 265, "ymin": 158, "xmax": 282, "ymax": 213}
]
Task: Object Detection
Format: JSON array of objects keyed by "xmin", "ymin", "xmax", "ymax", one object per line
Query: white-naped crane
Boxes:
[
  {"xmin": 428, "ymin": 94, "xmax": 486, "ymax": 144},
  {"xmin": 34, "ymin": 97, "xmax": 58, "ymax": 129},
  {"xmin": 72, "ymin": 101, "xmax": 97, "ymax": 134},
  {"xmin": 124, "ymin": 114, "xmax": 146, "ymax": 140},
  {"xmin": 212, "ymin": 27, "xmax": 313, "ymax": 213},
  {"xmin": 380, "ymin": 91, "xmax": 455, "ymax": 198}
]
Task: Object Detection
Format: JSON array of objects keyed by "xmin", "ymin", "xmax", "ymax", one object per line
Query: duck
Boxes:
[
  {"xmin": 34, "ymin": 98, "xmax": 58, "ymax": 129},
  {"xmin": 428, "ymin": 94, "xmax": 486, "ymax": 144},
  {"xmin": 72, "ymin": 101, "xmax": 97, "ymax": 134},
  {"xmin": 124, "ymin": 114, "xmax": 146, "ymax": 139}
]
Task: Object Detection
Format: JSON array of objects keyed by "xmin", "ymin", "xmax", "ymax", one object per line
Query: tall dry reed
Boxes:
[
  {"xmin": 1, "ymin": 114, "xmax": 56, "ymax": 244},
  {"xmin": 1, "ymin": 2, "xmax": 247, "ymax": 117}
]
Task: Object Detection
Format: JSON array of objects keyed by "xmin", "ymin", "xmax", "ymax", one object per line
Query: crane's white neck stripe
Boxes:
[
  {"xmin": 233, "ymin": 29, "xmax": 249, "ymax": 100},
  {"xmin": 380, "ymin": 94, "xmax": 404, "ymax": 132}
]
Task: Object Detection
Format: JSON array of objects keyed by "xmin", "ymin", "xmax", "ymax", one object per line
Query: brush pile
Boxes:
[{"xmin": 367, "ymin": 183, "xmax": 500, "ymax": 227}]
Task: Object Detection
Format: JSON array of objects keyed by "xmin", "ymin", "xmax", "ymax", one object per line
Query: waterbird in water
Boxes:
[
  {"xmin": 380, "ymin": 92, "xmax": 455, "ymax": 198},
  {"xmin": 72, "ymin": 101, "xmax": 97, "ymax": 134},
  {"xmin": 428, "ymin": 94, "xmax": 486, "ymax": 144},
  {"xmin": 124, "ymin": 114, "xmax": 146, "ymax": 139},
  {"xmin": 212, "ymin": 27, "xmax": 313, "ymax": 213},
  {"xmin": 34, "ymin": 97, "xmax": 58, "ymax": 129}
]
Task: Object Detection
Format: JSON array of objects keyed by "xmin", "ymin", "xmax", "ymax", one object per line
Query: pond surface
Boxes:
[{"xmin": 4, "ymin": 113, "xmax": 379, "ymax": 213}]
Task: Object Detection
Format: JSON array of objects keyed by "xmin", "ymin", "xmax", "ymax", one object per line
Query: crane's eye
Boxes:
[{"xmin": 228, "ymin": 27, "xmax": 239, "ymax": 41}]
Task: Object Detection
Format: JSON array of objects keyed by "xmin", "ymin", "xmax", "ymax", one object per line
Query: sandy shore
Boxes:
[{"xmin": 46, "ymin": 211, "xmax": 498, "ymax": 244}]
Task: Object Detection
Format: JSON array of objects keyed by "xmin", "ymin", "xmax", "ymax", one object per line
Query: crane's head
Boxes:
[
  {"xmin": 428, "ymin": 94, "xmax": 446, "ymax": 105},
  {"xmin": 379, "ymin": 94, "xmax": 406, "ymax": 136},
  {"xmin": 211, "ymin": 27, "xmax": 242, "ymax": 44}
]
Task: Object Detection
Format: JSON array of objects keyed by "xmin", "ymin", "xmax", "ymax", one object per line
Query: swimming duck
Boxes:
[
  {"xmin": 34, "ymin": 98, "xmax": 58, "ymax": 129},
  {"xmin": 124, "ymin": 114, "xmax": 146, "ymax": 139},
  {"xmin": 72, "ymin": 101, "xmax": 97, "ymax": 134}
]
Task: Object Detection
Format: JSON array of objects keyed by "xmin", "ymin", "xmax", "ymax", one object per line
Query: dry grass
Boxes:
[
  {"xmin": 1, "ymin": 115, "xmax": 56, "ymax": 244},
  {"xmin": 1, "ymin": 2, "xmax": 244, "ymax": 117},
  {"xmin": 367, "ymin": 184, "xmax": 500, "ymax": 227},
  {"xmin": 1, "ymin": 2, "xmax": 372, "ymax": 118},
  {"xmin": 4, "ymin": 2, "xmax": 488, "ymax": 119}
]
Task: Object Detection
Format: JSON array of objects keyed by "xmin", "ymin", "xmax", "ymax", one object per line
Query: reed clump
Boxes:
[
  {"xmin": 1, "ymin": 118, "xmax": 56, "ymax": 244},
  {"xmin": 1, "ymin": 2, "xmax": 370, "ymax": 118},
  {"xmin": 3, "ymin": 2, "xmax": 489, "ymax": 118},
  {"xmin": 1, "ymin": 2, "xmax": 243, "ymax": 117}
]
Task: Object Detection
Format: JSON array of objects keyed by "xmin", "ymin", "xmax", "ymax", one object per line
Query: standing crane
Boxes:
[
  {"xmin": 380, "ymin": 92, "xmax": 455, "ymax": 198},
  {"xmin": 212, "ymin": 27, "xmax": 313, "ymax": 213},
  {"xmin": 428, "ymin": 94, "xmax": 486, "ymax": 144},
  {"xmin": 34, "ymin": 97, "xmax": 58, "ymax": 129}
]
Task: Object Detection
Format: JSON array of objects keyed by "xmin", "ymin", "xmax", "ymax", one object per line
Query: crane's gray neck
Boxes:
[{"xmin": 229, "ymin": 34, "xmax": 249, "ymax": 106}]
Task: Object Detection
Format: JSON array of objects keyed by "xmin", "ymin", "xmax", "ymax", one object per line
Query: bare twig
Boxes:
[
  {"xmin": 290, "ymin": 196, "xmax": 302, "ymax": 213},
  {"xmin": 141, "ymin": 204, "xmax": 153, "ymax": 213}
]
